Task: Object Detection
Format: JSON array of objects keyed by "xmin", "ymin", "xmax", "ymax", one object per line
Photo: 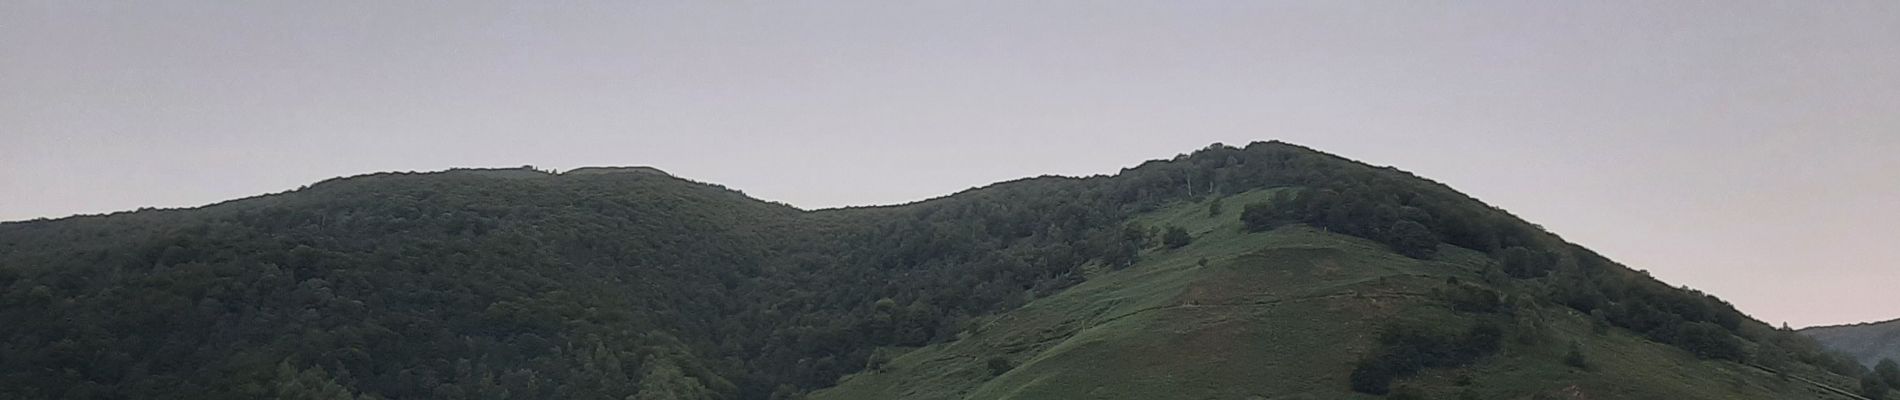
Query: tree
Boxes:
[
  {"xmin": 1384, "ymin": 220, "xmax": 1438, "ymax": 259},
  {"xmin": 1123, "ymin": 223, "xmax": 1150, "ymax": 247},
  {"xmin": 1674, "ymin": 322, "xmax": 1744, "ymax": 361},
  {"xmin": 1162, "ymin": 226, "xmax": 1191, "ymax": 249},
  {"xmin": 1864, "ymin": 373, "xmax": 1891, "ymax": 400},
  {"xmin": 1239, "ymin": 202, "xmax": 1283, "ymax": 232},
  {"xmin": 1499, "ymin": 246, "xmax": 1550, "ymax": 278},
  {"xmin": 1563, "ymin": 341, "xmax": 1589, "ymax": 369},
  {"xmin": 1206, "ymin": 197, "xmax": 1224, "ymax": 217},
  {"xmin": 866, "ymin": 351, "xmax": 893, "ymax": 372}
]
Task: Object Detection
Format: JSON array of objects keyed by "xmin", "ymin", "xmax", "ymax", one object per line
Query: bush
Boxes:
[{"xmin": 1564, "ymin": 341, "xmax": 1589, "ymax": 369}]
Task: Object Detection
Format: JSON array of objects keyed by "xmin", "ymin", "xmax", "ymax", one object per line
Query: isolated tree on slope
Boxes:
[{"xmin": 1163, "ymin": 226, "xmax": 1191, "ymax": 249}]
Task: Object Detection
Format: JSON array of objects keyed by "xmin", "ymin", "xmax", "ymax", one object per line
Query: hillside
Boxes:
[
  {"xmin": 1805, "ymin": 319, "xmax": 1900, "ymax": 367},
  {"xmin": 812, "ymin": 191, "xmax": 1857, "ymax": 400},
  {"xmin": 0, "ymin": 142, "xmax": 1873, "ymax": 399}
]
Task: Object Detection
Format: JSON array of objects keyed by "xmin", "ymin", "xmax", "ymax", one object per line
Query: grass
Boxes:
[{"xmin": 810, "ymin": 190, "xmax": 1860, "ymax": 400}]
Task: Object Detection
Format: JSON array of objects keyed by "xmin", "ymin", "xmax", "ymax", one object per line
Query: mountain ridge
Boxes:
[{"xmin": 1803, "ymin": 318, "xmax": 1900, "ymax": 368}]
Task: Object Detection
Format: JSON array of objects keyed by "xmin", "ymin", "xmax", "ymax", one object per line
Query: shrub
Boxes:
[{"xmin": 1563, "ymin": 341, "xmax": 1589, "ymax": 369}]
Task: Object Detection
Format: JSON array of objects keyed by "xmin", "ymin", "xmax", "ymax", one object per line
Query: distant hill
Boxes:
[
  {"xmin": 0, "ymin": 141, "xmax": 1875, "ymax": 399},
  {"xmin": 1804, "ymin": 319, "xmax": 1900, "ymax": 367}
]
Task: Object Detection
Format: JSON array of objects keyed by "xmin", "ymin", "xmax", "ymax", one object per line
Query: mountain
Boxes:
[
  {"xmin": 1804, "ymin": 319, "xmax": 1900, "ymax": 367},
  {"xmin": 0, "ymin": 142, "xmax": 1875, "ymax": 400}
]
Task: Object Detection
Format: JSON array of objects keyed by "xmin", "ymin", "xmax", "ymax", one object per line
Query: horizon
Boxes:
[{"xmin": 4, "ymin": 2, "xmax": 1897, "ymax": 329}]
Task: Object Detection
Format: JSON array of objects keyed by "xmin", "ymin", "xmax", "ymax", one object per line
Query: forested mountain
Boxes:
[
  {"xmin": 1805, "ymin": 319, "xmax": 1900, "ymax": 367},
  {"xmin": 0, "ymin": 142, "xmax": 1874, "ymax": 399}
]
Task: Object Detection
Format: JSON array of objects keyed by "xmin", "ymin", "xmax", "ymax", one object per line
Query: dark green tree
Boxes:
[
  {"xmin": 1239, "ymin": 202, "xmax": 1281, "ymax": 231},
  {"xmin": 1162, "ymin": 226, "xmax": 1191, "ymax": 249},
  {"xmin": 1865, "ymin": 373, "xmax": 1891, "ymax": 400},
  {"xmin": 1563, "ymin": 341, "xmax": 1589, "ymax": 369},
  {"xmin": 1499, "ymin": 246, "xmax": 1551, "ymax": 278},
  {"xmin": 1879, "ymin": 359, "xmax": 1900, "ymax": 389},
  {"xmin": 1674, "ymin": 322, "xmax": 1744, "ymax": 361},
  {"xmin": 1385, "ymin": 220, "xmax": 1438, "ymax": 259}
]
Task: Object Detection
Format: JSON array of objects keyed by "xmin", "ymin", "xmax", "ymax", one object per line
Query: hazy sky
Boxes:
[{"xmin": 3, "ymin": 2, "xmax": 1896, "ymax": 328}]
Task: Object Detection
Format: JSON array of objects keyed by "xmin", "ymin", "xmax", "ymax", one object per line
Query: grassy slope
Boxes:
[{"xmin": 812, "ymin": 190, "xmax": 1856, "ymax": 400}]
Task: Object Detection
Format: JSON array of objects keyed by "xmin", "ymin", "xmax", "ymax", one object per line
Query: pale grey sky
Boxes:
[{"xmin": 3, "ymin": 1, "xmax": 1896, "ymax": 328}]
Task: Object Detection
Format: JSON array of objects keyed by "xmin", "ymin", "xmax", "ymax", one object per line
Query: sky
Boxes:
[{"xmin": 2, "ymin": 1, "xmax": 1896, "ymax": 328}]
